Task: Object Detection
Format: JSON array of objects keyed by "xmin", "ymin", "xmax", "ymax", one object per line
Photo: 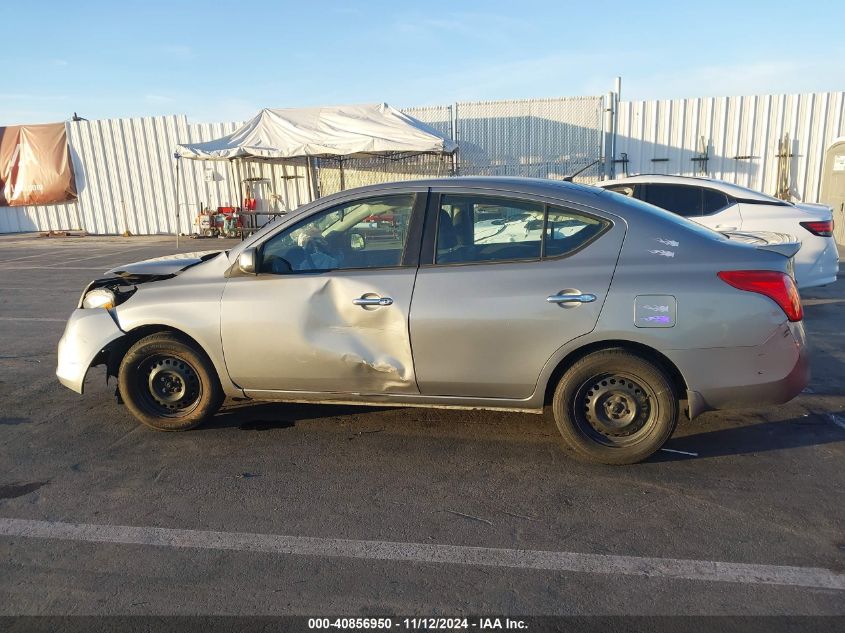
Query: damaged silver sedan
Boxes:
[{"xmin": 57, "ymin": 177, "xmax": 809, "ymax": 464}]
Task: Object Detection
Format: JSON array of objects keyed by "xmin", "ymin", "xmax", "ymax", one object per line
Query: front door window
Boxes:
[{"xmin": 260, "ymin": 194, "xmax": 415, "ymax": 273}]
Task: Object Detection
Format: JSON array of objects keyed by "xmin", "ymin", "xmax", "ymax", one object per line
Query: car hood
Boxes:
[{"xmin": 106, "ymin": 250, "xmax": 223, "ymax": 279}]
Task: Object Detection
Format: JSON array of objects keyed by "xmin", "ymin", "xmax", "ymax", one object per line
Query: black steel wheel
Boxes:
[
  {"xmin": 137, "ymin": 355, "xmax": 202, "ymax": 418},
  {"xmin": 573, "ymin": 372, "xmax": 657, "ymax": 447},
  {"xmin": 118, "ymin": 332, "xmax": 223, "ymax": 431},
  {"xmin": 552, "ymin": 349, "xmax": 678, "ymax": 464}
]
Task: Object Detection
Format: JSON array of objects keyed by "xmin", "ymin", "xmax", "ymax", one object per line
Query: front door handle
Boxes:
[
  {"xmin": 353, "ymin": 296, "xmax": 393, "ymax": 307},
  {"xmin": 547, "ymin": 293, "xmax": 596, "ymax": 304}
]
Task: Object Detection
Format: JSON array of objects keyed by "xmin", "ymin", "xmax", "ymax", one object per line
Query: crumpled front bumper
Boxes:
[{"xmin": 56, "ymin": 309, "xmax": 125, "ymax": 394}]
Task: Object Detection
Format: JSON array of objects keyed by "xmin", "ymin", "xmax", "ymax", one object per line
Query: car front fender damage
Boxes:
[{"xmin": 56, "ymin": 308, "xmax": 126, "ymax": 394}]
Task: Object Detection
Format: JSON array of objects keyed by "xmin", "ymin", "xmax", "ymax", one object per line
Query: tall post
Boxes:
[
  {"xmin": 604, "ymin": 92, "xmax": 615, "ymax": 181},
  {"xmin": 612, "ymin": 76, "xmax": 621, "ymax": 178},
  {"xmin": 603, "ymin": 78, "xmax": 621, "ymax": 181},
  {"xmin": 173, "ymin": 152, "xmax": 181, "ymax": 248}
]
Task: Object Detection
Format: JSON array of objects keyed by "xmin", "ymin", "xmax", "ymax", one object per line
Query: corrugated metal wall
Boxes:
[
  {"xmin": 0, "ymin": 115, "xmax": 314, "ymax": 235},
  {"xmin": 615, "ymin": 92, "xmax": 845, "ymax": 203},
  {"xmin": 3, "ymin": 91, "xmax": 844, "ymax": 234},
  {"xmin": 1, "ymin": 116, "xmax": 189, "ymax": 235}
]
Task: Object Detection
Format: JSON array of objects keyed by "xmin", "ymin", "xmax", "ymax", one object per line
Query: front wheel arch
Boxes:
[{"xmin": 103, "ymin": 325, "xmax": 217, "ymax": 383}]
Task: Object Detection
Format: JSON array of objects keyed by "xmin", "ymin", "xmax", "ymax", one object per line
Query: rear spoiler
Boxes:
[{"xmin": 721, "ymin": 231, "xmax": 801, "ymax": 258}]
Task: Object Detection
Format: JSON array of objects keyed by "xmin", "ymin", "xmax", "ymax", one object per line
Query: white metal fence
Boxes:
[
  {"xmin": 2, "ymin": 91, "xmax": 844, "ymax": 235},
  {"xmin": 615, "ymin": 92, "xmax": 845, "ymax": 203},
  {"xmin": 0, "ymin": 116, "xmax": 316, "ymax": 235}
]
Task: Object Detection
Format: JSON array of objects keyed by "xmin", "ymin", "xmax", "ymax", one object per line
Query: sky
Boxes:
[{"xmin": 2, "ymin": 0, "xmax": 844, "ymax": 125}]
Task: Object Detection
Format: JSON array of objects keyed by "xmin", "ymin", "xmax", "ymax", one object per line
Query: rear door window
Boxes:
[{"xmin": 434, "ymin": 194, "xmax": 609, "ymax": 264}]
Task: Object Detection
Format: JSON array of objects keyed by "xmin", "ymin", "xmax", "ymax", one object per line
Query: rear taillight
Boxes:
[
  {"xmin": 717, "ymin": 270, "xmax": 803, "ymax": 321},
  {"xmin": 800, "ymin": 220, "xmax": 833, "ymax": 236}
]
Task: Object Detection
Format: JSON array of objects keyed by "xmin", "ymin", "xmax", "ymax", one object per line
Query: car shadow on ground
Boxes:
[
  {"xmin": 206, "ymin": 401, "xmax": 400, "ymax": 431},
  {"xmin": 655, "ymin": 416, "xmax": 845, "ymax": 461},
  {"xmin": 205, "ymin": 399, "xmax": 845, "ymax": 464}
]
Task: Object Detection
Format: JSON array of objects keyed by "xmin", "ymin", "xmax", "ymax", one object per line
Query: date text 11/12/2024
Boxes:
[{"xmin": 307, "ymin": 617, "xmax": 528, "ymax": 630}]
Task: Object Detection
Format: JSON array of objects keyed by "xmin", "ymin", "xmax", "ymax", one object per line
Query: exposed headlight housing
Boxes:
[{"xmin": 82, "ymin": 288, "xmax": 117, "ymax": 310}]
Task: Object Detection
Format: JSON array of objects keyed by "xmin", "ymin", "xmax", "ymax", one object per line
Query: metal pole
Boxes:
[
  {"xmin": 452, "ymin": 103, "xmax": 460, "ymax": 176},
  {"xmin": 173, "ymin": 152, "xmax": 181, "ymax": 248},
  {"xmin": 612, "ymin": 77, "xmax": 621, "ymax": 178},
  {"xmin": 604, "ymin": 92, "xmax": 615, "ymax": 180}
]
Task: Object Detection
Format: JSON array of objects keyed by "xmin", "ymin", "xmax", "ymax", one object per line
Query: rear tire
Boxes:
[
  {"xmin": 552, "ymin": 349, "xmax": 678, "ymax": 465},
  {"xmin": 118, "ymin": 332, "xmax": 223, "ymax": 431}
]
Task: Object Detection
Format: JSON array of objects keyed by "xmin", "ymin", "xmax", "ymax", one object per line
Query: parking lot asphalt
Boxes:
[{"xmin": 0, "ymin": 233, "xmax": 843, "ymax": 616}]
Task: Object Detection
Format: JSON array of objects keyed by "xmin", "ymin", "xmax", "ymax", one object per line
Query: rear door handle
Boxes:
[
  {"xmin": 353, "ymin": 296, "xmax": 393, "ymax": 307},
  {"xmin": 547, "ymin": 293, "xmax": 596, "ymax": 304}
]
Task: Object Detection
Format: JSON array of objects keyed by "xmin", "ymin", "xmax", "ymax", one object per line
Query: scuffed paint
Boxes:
[
  {"xmin": 655, "ymin": 238, "xmax": 680, "ymax": 247},
  {"xmin": 648, "ymin": 249, "xmax": 675, "ymax": 258},
  {"xmin": 340, "ymin": 353, "xmax": 403, "ymax": 376},
  {"xmin": 641, "ymin": 315, "xmax": 672, "ymax": 324},
  {"xmin": 634, "ymin": 295, "xmax": 677, "ymax": 328},
  {"xmin": 296, "ymin": 277, "xmax": 415, "ymax": 391}
]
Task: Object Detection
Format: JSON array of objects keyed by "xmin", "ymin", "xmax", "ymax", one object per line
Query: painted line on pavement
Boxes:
[
  {"xmin": 0, "ymin": 517, "xmax": 842, "ymax": 590},
  {"xmin": 0, "ymin": 317, "xmax": 66, "ymax": 322},
  {"xmin": 57, "ymin": 245, "xmax": 159, "ymax": 264},
  {"xmin": 0, "ymin": 266, "xmax": 117, "ymax": 271},
  {"xmin": 0, "ymin": 249, "xmax": 78, "ymax": 264},
  {"xmin": 0, "ymin": 287, "xmax": 78, "ymax": 291}
]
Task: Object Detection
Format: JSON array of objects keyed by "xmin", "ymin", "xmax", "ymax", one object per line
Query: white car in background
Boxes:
[{"xmin": 599, "ymin": 175, "xmax": 839, "ymax": 288}]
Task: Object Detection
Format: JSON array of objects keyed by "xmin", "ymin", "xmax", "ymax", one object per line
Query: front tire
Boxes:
[
  {"xmin": 552, "ymin": 349, "xmax": 678, "ymax": 465},
  {"xmin": 118, "ymin": 332, "xmax": 223, "ymax": 431}
]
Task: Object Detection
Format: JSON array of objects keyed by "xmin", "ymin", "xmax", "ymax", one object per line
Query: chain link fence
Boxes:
[
  {"xmin": 315, "ymin": 105, "xmax": 456, "ymax": 196},
  {"xmin": 315, "ymin": 97, "xmax": 604, "ymax": 195},
  {"xmin": 316, "ymin": 154, "xmax": 455, "ymax": 197},
  {"xmin": 455, "ymin": 97, "xmax": 604, "ymax": 182}
]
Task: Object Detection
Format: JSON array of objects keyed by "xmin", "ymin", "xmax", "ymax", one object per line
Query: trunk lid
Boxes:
[{"xmin": 721, "ymin": 230, "xmax": 801, "ymax": 258}]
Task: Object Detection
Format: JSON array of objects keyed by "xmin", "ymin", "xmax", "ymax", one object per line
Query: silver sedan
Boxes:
[{"xmin": 57, "ymin": 177, "xmax": 809, "ymax": 464}]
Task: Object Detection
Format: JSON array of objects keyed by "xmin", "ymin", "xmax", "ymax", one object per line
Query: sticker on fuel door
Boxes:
[{"xmin": 634, "ymin": 295, "xmax": 677, "ymax": 328}]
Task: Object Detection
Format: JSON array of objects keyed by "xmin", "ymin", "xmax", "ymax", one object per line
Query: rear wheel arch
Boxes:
[{"xmin": 542, "ymin": 339, "xmax": 688, "ymax": 409}]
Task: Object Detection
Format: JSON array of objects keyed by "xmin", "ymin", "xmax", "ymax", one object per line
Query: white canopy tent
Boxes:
[
  {"xmin": 176, "ymin": 103, "xmax": 457, "ymax": 160},
  {"xmin": 172, "ymin": 103, "xmax": 457, "ymax": 243}
]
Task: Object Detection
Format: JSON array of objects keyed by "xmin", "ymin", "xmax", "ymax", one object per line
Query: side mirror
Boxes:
[
  {"xmin": 350, "ymin": 232, "xmax": 366, "ymax": 250},
  {"xmin": 238, "ymin": 247, "xmax": 257, "ymax": 274}
]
